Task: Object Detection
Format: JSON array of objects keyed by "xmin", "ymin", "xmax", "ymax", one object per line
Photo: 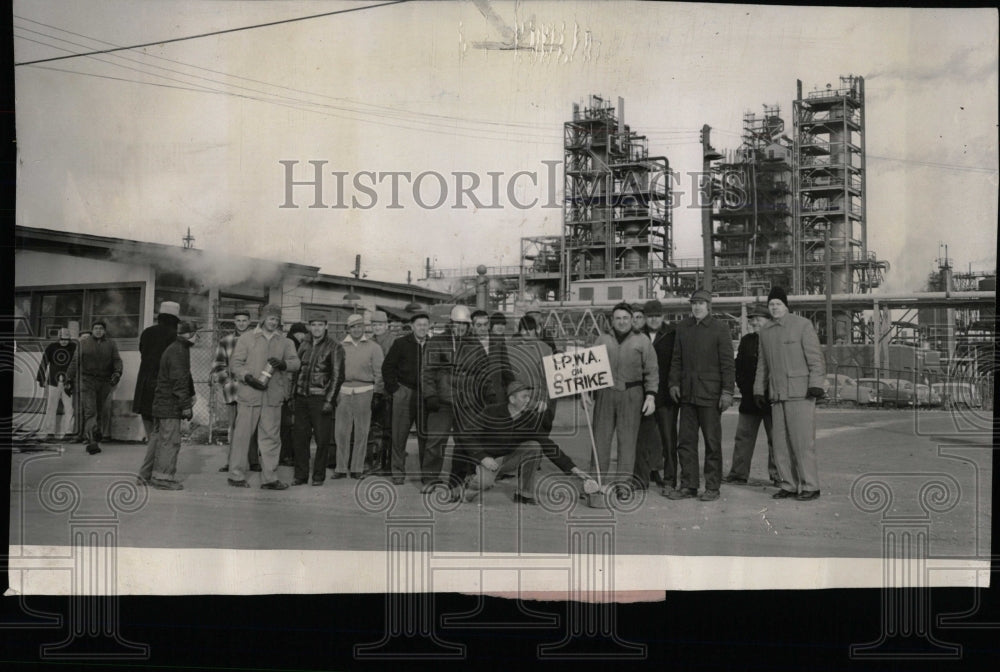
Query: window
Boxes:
[
  {"xmin": 17, "ymin": 284, "xmax": 144, "ymax": 338},
  {"xmin": 607, "ymin": 286, "xmax": 623, "ymax": 301},
  {"xmin": 88, "ymin": 288, "xmax": 142, "ymax": 338},
  {"xmin": 39, "ymin": 290, "xmax": 85, "ymax": 338},
  {"xmin": 13, "ymin": 292, "xmax": 33, "ymax": 335},
  {"xmin": 578, "ymin": 287, "xmax": 594, "ymax": 301},
  {"xmin": 219, "ymin": 290, "xmax": 270, "ymax": 322}
]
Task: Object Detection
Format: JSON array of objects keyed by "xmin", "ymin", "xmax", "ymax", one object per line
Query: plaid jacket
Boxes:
[{"xmin": 212, "ymin": 331, "xmax": 242, "ymax": 404}]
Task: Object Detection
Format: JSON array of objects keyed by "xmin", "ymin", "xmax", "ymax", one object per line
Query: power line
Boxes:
[
  {"xmin": 13, "ymin": 16, "xmax": 731, "ymax": 138},
  {"xmin": 14, "ymin": 18, "xmax": 568, "ymax": 139},
  {"xmin": 14, "ymin": 0, "xmax": 409, "ymax": 66}
]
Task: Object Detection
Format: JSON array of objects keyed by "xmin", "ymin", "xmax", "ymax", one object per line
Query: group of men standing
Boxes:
[
  {"xmin": 603, "ymin": 286, "xmax": 825, "ymax": 503},
  {"xmin": 37, "ymin": 285, "xmax": 824, "ymax": 504}
]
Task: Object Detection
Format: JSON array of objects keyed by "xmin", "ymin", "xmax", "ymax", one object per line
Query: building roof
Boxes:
[
  {"xmin": 301, "ymin": 273, "xmax": 451, "ymax": 301},
  {"xmin": 15, "ymin": 225, "xmax": 320, "ymax": 275},
  {"xmin": 15, "ymin": 226, "xmax": 450, "ymax": 301}
]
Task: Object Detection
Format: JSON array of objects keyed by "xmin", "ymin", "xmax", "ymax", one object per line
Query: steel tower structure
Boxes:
[{"xmin": 560, "ymin": 95, "xmax": 672, "ymax": 299}]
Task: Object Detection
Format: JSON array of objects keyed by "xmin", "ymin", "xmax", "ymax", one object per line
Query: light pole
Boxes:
[{"xmin": 824, "ymin": 224, "xmax": 834, "ymax": 357}]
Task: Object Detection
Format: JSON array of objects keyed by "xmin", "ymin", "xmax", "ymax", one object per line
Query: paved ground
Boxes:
[{"xmin": 9, "ymin": 402, "xmax": 993, "ymax": 557}]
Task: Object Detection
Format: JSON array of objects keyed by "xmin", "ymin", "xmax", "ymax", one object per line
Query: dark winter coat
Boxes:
[
  {"xmin": 152, "ymin": 336, "xmax": 196, "ymax": 419},
  {"xmin": 735, "ymin": 331, "xmax": 768, "ymax": 415},
  {"xmin": 667, "ymin": 314, "xmax": 735, "ymax": 406},
  {"xmin": 382, "ymin": 333, "xmax": 426, "ymax": 394},
  {"xmin": 133, "ymin": 320, "xmax": 178, "ymax": 416},
  {"xmin": 645, "ymin": 323, "xmax": 677, "ymax": 408},
  {"xmin": 422, "ymin": 328, "xmax": 500, "ymax": 412},
  {"xmin": 67, "ymin": 334, "xmax": 123, "ymax": 381}
]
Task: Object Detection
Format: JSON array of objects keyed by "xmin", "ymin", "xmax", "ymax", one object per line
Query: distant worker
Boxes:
[
  {"xmin": 634, "ymin": 300, "xmax": 679, "ymax": 491},
  {"xmin": 334, "ymin": 313, "xmax": 384, "ymax": 479},
  {"xmin": 631, "ymin": 303, "xmax": 646, "ymax": 334},
  {"xmin": 36, "ymin": 327, "xmax": 77, "ymax": 442},
  {"xmin": 723, "ymin": 304, "xmax": 779, "ymax": 486},
  {"xmin": 134, "ymin": 301, "xmax": 180, "ymax": 469},
  {"xmin": 421, "ymin": 305, "xmax": 485, "ymax": 491},
  {"xmin": 489, "ymin": 311, "xmax": 508, "ymax": 340},
  {"xmin": 382, "ymin": 312, "xmax": 431, "ymax": 485},
  {"xmin": 65, "ymin": 320, "xmax": 122, "ymax": 455},
  {"xmin": 588, "ymin": 302, "xmax": 658, "ymax": 489},
  {"xmin": 754, "ymin": 287, "xmax": 826, "ymax": 501},
  {"xmin": 504, "ymin": 315, "xmax": 554, "ymax": 428},
  {"xmin": 212, "ymin": 307, "xmax": 261, "ymax": 473},
  {"xmin": 140, "ymin": 321, "xmax": 199, "ymax": 490},
  {"xmin": 227, "ymin": 303, "xmax": 300, "ymax": 489},
  {"xmin": 280, "ymin": 322, "xmax": 310, "ymax": 467},
  {"xmin": 667, "ymin": 289, "xmax": 735, "ymax": 502}
]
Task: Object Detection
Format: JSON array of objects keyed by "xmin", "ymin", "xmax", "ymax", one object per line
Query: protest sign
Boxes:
[{"xmin": 543, "ymin": 345, "xmax": 615, "ymax": 399}]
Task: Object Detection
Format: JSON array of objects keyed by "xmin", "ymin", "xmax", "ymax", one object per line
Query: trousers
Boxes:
[
  {"xmin": 42, "ymin": 383, "xmax": 75, "ymax": 437},
  {"xmin": 728, "ymin": 412, "xmax": 778, "ymax": 482},
  {"xmin": 293, "ymin": 395, "xmax": 333, "ymax": 482},
  {"xmin": 229, "ymin": 404, "xmax": 281, "ymax": 483},
  {"xmin": 771, "ymin": 399, "xmax": 820, "ymax": 493},
  {"xmin": 591, "ymin": 386, "xmax": 643, "ymax": 483},
  {"xmin": 465, "ymin": 441, "xmax": 543, "ymax": 498},
  {"xmin": 334, "ymin": 389, "xmax": 373, "ymax": 474},
  {"xmin": 391, "ymin": 384, "xmax": 426, "ymax": 479},
  {"xmin": 676, "ymin": 403, "xmax": 723, "ymax": 492},
  {"xmin": 79, "ymin": 376, "xmax": 113, "ymax": 445},
  {"xmin": 635, "ymin": 404, "xmax": 679, "ymax": 487},
  {"xmin": 225, "ymin": 402, "xmax": 259, "ymax": 467}
]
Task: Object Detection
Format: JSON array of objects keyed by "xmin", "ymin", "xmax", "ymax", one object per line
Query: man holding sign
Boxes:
[{"xmin": 586, "ymin": 302, "xmax": 659, "ymax": 488}]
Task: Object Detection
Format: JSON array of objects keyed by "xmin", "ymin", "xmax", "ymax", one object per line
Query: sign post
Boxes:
[{"xmin": 543, "ymin": 345, "xmax": 615, "ymax": 491}]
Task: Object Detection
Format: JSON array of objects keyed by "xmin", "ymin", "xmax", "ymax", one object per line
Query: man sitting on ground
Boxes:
[{"xmin": 456, "ymin": 380, "xmax": 599, "ymax": 505}]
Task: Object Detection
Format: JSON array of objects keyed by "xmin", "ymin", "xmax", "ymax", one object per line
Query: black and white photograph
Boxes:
[{"xmin": 6, "ymin": 0, "xmax": 997, "ymax": 656}]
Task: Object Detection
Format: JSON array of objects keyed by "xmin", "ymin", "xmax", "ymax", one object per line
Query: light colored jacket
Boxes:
[
  {"xmin": 232, "ymin": 327, "xmax": 301, "ymax": 406},
  {"xmin": 594, "ymin": 331, "xmax": 658, "ymax": 396},
  {"xmin": 754, "ymin": 313, "xmax": 825, "ymax": 401}
]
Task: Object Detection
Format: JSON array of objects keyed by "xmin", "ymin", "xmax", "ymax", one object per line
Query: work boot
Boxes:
[
  {"xmin": 86, "ymin": 443, "xmax": 101, "ymax": 455},
  {"xmin": 699, "ymin": 489, "xmax": 720, "ymax": 502},
  {"xmin": 666, "ymin": 487, "xmax": 697, "ymax": 500}
]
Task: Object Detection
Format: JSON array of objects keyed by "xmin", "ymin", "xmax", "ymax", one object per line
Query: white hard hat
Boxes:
[{"xmin": 449, "ymin": 305, "xmax": 472, "ymax": 323}]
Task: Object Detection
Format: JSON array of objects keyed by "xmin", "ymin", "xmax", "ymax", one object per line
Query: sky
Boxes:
[{"xmin": 14, "ymin": 1, "xmax": 999, "ymax": 294}]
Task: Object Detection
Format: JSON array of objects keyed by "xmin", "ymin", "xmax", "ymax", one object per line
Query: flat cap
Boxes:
[{"xmin": 689, "ymin": 289, "xmax": 712, "ymax": 303}]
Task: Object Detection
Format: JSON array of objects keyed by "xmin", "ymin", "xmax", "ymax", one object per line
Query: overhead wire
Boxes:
[
  {"xmin": 14, "ymin": 0, "xmax": 411, "ymax": 66},
  {"xmin": 13, "ymin": 15, "xmax": 710, "ymax": 141}
]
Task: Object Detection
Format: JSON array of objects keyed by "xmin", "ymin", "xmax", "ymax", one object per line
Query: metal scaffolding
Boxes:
[{"xmin": 560, "ymin": 95, "xmax": 672, "ymax": 300}]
